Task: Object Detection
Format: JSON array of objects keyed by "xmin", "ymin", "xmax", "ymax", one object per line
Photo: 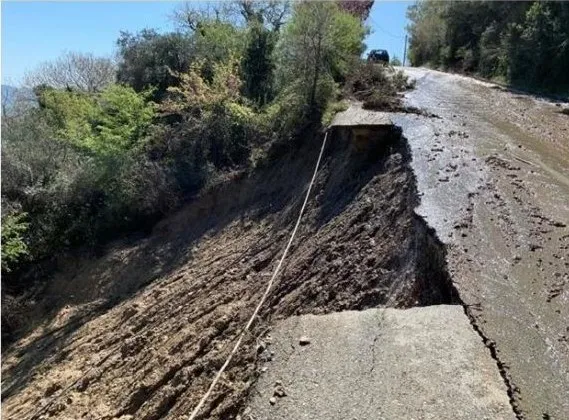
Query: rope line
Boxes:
[{"xmin": 187, "ymin": 131, "xmax": 329, "ymax": 420}]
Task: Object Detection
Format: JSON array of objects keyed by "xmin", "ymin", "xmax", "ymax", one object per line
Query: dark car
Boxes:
[{"xmin": 367, "ymin": 49, "xmax": 390, "ymax": 64}]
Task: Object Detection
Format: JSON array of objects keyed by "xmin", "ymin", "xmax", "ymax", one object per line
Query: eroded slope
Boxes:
[{"xmin": 2, "ymin": 126, "xmax": 456, "ymax": 420}]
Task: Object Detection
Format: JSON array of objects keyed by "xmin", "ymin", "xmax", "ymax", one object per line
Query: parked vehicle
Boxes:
[{"xmin": 367, "ymin": 49, "xmax": 390, "ymax": 64}]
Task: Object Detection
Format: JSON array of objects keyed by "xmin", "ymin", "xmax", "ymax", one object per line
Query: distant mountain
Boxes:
[{"xmin": 1, "ymin": 85, "xmax": 36, "ymax": 115}]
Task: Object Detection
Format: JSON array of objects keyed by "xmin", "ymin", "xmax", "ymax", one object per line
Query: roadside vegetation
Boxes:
[
  {"xmin": 407, "ymin": 1, "xmax": 569, "ymax": 92},
  {"xmin": 3, "ymin": 0, "xmax": 413, "ymax": 340}
]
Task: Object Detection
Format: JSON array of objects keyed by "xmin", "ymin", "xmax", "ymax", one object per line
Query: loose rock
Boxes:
[{"xmin": 299, "ymin": 336, "xmax": 311, "ymax": 346}]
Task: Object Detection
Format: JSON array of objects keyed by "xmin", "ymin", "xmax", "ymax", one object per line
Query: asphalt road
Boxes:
[
  {"xmin": 247, "ymin": 306, "xmax": 514, "ymax": 420},
  {"xmin": 393, "ymin": 67, "xmax": 569, "ymax": 419}
]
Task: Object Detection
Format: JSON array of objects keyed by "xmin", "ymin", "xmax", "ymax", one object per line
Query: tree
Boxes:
[
  {"xmin": 116, "ymin": 30, "xmax": 195, "ymax": 100},
  {"xmin": 242, "ymin": 21, "xmax": 276, "ymax": 105},
  {"xmin": 406, "ymin": 1, "xmax": 448, "ymax": 67},
  {"xmin": 276, "ymin": 2, "xmax": 365, "ymax": 109},
  {"xmin": 1, "ymin": 85, "xmax": 36, "ymax": 119},
  {"xmin": 173, "ymin": 1, "xmax": 290, "ymax": 32},
  {"xmin": 24, "ymin": 52, "xmax": 115, "ymax": 93},
  {"xmin": 234, "ymin": 0, "xmax": 290, "ymax": 31},
  {"xmin": 406, "ymin": 1, "xmax": 568, "ymax": 89},
  {"xmin": 338, "ymin": 0, "xmax": 374, "ymax": 21}
]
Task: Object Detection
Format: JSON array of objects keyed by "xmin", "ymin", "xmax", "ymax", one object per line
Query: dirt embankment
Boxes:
[{"xmin": 2, "ymin": 125, "xmax": 457, "ymax": 420}]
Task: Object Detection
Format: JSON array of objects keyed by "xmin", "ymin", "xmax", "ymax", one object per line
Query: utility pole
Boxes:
[{"xmin": 403, "ymin": 34, "xmax": 408, "ymax": 67}]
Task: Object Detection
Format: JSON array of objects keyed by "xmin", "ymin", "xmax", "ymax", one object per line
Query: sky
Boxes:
[{"xmin": 1, "ymin": 1, "xmax": 412, "ymax": 86}]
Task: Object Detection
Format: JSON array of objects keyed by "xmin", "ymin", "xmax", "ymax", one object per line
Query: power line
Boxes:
[{"xmin": 369, "ymin": 15, "xmax": 406, "ymax": 40}]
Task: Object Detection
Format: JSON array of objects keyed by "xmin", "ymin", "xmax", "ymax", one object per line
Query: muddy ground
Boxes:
[
  {"xmin": 1, "ymin": 121, "xmax": 456, "ymax": 419},
  {"xmin": 395, "ymin": 67, "xmax": 569, "ymax": 419}
]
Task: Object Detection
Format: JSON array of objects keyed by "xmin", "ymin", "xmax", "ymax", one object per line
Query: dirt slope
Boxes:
[{"xmin": 2, "ymin": 124, "xmax": 454, "ymax": 419}]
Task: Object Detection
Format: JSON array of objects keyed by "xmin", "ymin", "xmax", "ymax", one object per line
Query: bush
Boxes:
[
  {"xmin": 38, "ymin": 85, "xmax": 155, "ymax": 157},
  {"xmin": 344, "ymin": 60, "xmax": 394, "ymax": 100},
  {"xmin": 390, "ymin": 69, "xmax": 414, "ymax": 91},
  {"xmin": 1, "ymin": 212, "xmax": 29, "ymax": 272},
  {"xmin": 1, "ymin": 86, "xmax": 173, "ymax": 270},
  {"xmin": 344, "ymin": 60, "xmax": 415, "ymax": 111},
  {"xmin": 161, "ymin": 58, "xmax": 269, "ymax": 169},
  {"xmin": 391, "ymin": 56, "xmax": 402, "ymax": 66}
]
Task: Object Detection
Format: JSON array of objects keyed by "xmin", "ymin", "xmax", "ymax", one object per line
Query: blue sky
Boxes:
[{"xmin": 1, "ymin": 1, "xmax": 412, "ymax": 86}]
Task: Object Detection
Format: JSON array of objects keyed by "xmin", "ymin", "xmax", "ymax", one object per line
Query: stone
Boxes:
[
  {"xmin": 299, "ymin": 336, "xmax": 311, "ymax": 346},
  {"xmin": 274, "ymin": 385, "xmax": 287, "ymax": 398}
]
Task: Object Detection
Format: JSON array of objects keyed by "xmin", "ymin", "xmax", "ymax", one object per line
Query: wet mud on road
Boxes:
[{"xmin": 393, "ymin": 68, "xmax": 569, "ymax": 419}]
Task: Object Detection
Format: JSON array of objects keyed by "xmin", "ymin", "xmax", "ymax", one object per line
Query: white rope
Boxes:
[{"xmin": 187, "ymin": 132, "xmax": 329, "ymax": 420}]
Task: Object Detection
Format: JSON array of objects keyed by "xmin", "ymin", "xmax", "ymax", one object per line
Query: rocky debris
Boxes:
[{"xmin": 273, "ymin": 381, "xmax": 287, "ymax": 398}]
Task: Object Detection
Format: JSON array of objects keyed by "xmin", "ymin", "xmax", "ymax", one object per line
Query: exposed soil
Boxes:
[{"xmin": 1, "ymin": 123, "xmax": 457, "ymax": 419}]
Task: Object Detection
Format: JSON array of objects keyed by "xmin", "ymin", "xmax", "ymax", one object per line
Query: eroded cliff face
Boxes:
[{"xmin": 2, "ymin": 124, "xmax": 460, "ymax": 420}]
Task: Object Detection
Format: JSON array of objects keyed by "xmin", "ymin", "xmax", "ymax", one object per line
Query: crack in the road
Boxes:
[
  {"xmin": 463, "ymin": 304, "xmax": 524, "ymax": 420},
  {"xmin": 368, "ymin": 321, "xmax": 382, "ymax": 374}
]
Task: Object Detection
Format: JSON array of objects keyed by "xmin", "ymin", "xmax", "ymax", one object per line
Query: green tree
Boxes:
[
  {"xmin": 242, "ymin": 20, "xmax": 276, "ymax": 105},
  {"xmin": 276, "ymin": 2, "xmax": 365, "ymax": 109},
  {"xmin": 508, "ymin": 2, "xmax": 569, "ymax": 87},
  {"xmin": 117, "ymin": 30, "xmax": 195, "ymax": 100},
  {"xmin": 406, "ymin": 1, "xmax": 568, "ymax": 89},
  {"xmin": 406, "ymin": 1, "xmax": 448, "ymax": 67},
  {"xmin": 193, "ymin": 20, "xmax": 247, "ymax": 82}
]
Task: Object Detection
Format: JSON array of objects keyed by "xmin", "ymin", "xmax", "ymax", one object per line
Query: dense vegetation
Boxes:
[
  {"xmin": 3, "ymin": 1, "xmax": 398, "ymax": 336},
  {"xmin": 407, "ymin": 1, "xmax": 569, "ymax": 91}
]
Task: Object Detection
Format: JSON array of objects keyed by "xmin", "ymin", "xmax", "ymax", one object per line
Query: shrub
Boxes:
[
  {"xmin": 344, "ymin": 60, "xmax": 392, "ymax": 99},
  {"xmin": 162, "ymin": 58, "xmax": 268, "ymax": 169},
  {"xmin": 38, "ymin": 85, "xmax": 155, "ymax": 157},
  {"xmin": 1, "ymin": 212, "xmax": 29, "ymax": 272},
  {"xmin": 391, "ymin": 56, "xmax": 402, "ymax": 66}
]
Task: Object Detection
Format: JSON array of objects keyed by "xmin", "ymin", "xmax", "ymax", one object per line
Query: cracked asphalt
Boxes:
[
  {"xmin": 248, "ymin": 68, "xmax": 568, "ymax": 420},
  {"xmin": 247, "ymin": 306, "xmax": 514, "ymax": 420},
  {"xmin": 393, "ymin": 68, "xmax": 569, "ymax": 419}
]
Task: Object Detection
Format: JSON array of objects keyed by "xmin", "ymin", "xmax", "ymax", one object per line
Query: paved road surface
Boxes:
[
  {"xmin": 248, "ymin": 306, "xmax": 514, "ymax": 420},
  {"xmin": 393, "ymin": 68, "xmax": 569, "ymax": 419}
]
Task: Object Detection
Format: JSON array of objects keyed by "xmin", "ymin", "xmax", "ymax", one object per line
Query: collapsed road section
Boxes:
[
  {"xmin": 247, "ymin": 306, "xmax": 515, "ymax": 420},
  {"xmin": 2, "ymin": 103, "xmax": 515, "ymax": 420},
  {"xmin": 244, "ymin": 103, "xmax": 516, "ymax": 420}
]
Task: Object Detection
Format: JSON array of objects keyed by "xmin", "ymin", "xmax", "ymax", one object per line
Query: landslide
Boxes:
[{"xmin": 1, "ymin": 125, "xmax": 457, "ymax": 420}]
